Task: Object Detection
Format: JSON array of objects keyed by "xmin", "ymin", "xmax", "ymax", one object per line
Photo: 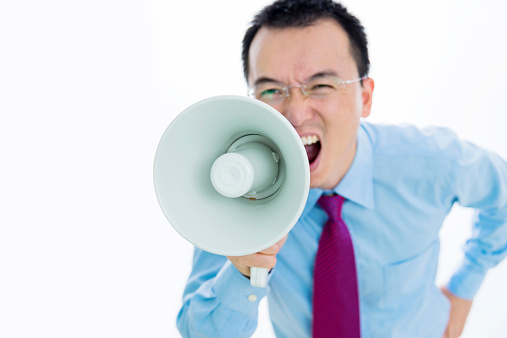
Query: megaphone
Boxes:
[{"xmin": 153, "ymin": 95, "xmax": 310, "ymax": 287}]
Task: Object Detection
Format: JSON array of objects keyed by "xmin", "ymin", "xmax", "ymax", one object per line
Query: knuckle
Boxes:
[
  {"xmin": 269, "ymin": 256, "xmax": 277, "ymax": 269},
  {"xmin": 250, "ymin": 253, "xmax": 278, "ymax": 269},
  {"xmin": 251, "ymin": 254, "xmax": 265, "ymax": 267},
  {"xmin": 272, "ymin": 243, "xmax": 281, "ymax": 254}
]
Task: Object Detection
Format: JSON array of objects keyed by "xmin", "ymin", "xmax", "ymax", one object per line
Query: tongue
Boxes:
[{"xmin": 304, "ymin": 142, "xmax": 320, "ymax": 163}]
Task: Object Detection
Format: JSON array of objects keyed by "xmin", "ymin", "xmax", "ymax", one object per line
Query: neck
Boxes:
[{"xmin": 321, "ymin": 139, "xmax": 357, "ymax": 190}]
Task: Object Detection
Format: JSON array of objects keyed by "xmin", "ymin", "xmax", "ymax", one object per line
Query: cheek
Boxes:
[{"xmin": 318, "ymin": 97, "xmax": 357, "ymax": 127}]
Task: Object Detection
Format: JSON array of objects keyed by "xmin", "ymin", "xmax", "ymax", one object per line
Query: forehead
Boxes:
[{"xmin": 248, "ymin": 19, "xmax": 355, "ymax": 84}]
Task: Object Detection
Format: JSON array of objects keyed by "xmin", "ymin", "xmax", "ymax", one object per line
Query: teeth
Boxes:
[{"xmin": 301, "ymin": 135, "xmax": 319, "ymax": 146}]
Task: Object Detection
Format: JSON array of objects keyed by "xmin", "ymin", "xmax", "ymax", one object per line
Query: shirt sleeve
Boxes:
[
  {"xmin": 176, "ymin": 247, "xmax": 269, "ymax": 338},
  {"xmin": 446, "ymin": 140, "xmax": 507, "ymax": 300}
]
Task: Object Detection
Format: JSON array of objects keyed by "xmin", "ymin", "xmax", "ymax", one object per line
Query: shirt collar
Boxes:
[{"xmin": 301, "ymin": 123, "xmax": 375, "ymax": 218}]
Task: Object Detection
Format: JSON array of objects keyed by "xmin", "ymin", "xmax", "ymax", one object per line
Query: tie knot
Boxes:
[{"xmin": 317, "ymin": 194, "xmax": 345, "ymax": 221}]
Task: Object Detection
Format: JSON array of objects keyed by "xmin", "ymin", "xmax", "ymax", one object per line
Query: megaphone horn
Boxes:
[{"xmin": 153, "ymin": 95, "xmax": 310, "ymax": 287}]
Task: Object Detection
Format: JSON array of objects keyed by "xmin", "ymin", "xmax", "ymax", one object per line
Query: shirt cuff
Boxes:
[
  {"xmin": 446, "ymin": 260, "xmax": 486, "ymax": 300},
  {"xmin": 213, "ymin": 261, "xmax": 270, "ymax": 315}
]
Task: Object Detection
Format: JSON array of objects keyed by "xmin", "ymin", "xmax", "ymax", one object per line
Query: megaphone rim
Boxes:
[{"xmin": 153, "ymin": 95, "xmax": 310, "ymax": 256}]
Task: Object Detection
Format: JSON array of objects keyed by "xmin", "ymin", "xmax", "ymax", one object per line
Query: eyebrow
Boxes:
[
  {"xmin": 309, "ymin": 70, "xmax": 340, "ymax": 80},
  {"xmin": 253, "ymin": 77, "xmax": 281, "ymax": 87},
  {"xmin": 253, "ymin": 70, "xmax": 341, "ymax": 87}
]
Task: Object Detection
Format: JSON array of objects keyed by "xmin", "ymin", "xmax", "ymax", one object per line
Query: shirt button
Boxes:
[{"xmin": 248, "ymin": 294, "xmax": 257, "ymax": 302}]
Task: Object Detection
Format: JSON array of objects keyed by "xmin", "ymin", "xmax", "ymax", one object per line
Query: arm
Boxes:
[
  {"xmin": 444, "ymin": 140, "xmax": 507, "ymax": 335},
  {"xmin": 440, "ymin": 286, "xmax": 473, "ymax": 338},
  {"xmin": 177, "ymin": 236, "xmax": 286, "ymax": 338},
  {"xmin": 176, "ymin": 249, "xmax": 266, "ymax": 338}
]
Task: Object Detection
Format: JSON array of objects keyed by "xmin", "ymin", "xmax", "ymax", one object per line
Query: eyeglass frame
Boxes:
[{"xmin": 247, "ymin": 74, "xmax": 368, "ymax": 104}]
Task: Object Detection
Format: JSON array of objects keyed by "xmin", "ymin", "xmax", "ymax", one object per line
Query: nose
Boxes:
[{"xmin": 281, "ymin": 88, "xmax": 313, "ymax": 127}]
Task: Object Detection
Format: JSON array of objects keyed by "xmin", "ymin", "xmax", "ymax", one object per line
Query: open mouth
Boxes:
[{"xmin": 301, "ymin": 135, "xmax": 321, "ymax": 165}]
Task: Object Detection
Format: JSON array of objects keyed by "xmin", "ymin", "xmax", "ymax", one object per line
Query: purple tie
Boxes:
[{"xmin": 312, "ymin": 194, "xmax": 361, "ymax": 337}]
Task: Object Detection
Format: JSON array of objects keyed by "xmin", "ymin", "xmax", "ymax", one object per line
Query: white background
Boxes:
[{"xmin": 1, "ymin": 0, "xmax": 506, "ymax": 337}]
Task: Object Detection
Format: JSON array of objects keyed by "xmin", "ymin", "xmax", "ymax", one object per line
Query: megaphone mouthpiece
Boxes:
[
  {"xmin": 211, "ymin": 141, "xmax": 279, "ymax": 198},
  {"xmin": 210, "ymin": 153, "xmax": 254, "ymax": 198}
]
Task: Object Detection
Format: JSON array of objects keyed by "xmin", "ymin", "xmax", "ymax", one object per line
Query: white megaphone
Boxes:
[{"xmin": 153, "ymin": 95, "xmax": 310, "ymax": 287}]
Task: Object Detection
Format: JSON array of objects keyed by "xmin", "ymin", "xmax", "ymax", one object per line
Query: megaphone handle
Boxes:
[{"xmin": 250, "ymin": 267, "xmax": 269, "ymax": 288}]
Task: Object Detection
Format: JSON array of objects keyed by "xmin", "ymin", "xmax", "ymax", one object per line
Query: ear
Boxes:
[{"xmin": 361, "ymin": 77, "xmax": 374, "ymax": 118}]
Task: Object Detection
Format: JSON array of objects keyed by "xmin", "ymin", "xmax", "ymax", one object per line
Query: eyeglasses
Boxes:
[{"xmin": 247, "ymin": 74, "xmax": 367, "ymax": 106}]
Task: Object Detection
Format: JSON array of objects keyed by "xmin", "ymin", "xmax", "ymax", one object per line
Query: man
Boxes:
[{"xmin": 177, "ymin": 1, "xmax": 507, "ymax": 337}]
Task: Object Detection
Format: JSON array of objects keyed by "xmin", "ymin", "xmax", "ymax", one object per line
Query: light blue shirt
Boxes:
[{"xmin": 177, "ymin": 122, "xmax": 507, "ymax": 337}]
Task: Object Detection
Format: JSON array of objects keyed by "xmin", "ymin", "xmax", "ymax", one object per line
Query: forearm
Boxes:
[
  {"xmin": 177, "ymin": 250, "xmax": 268, "ymax": 337},
  {"xmin": 177, "ymin": 293, "xmax": 258, "ymax": 338},
  {"xmin": 447, "ymin": 207, "xmax": 507, "ymax": 299},
  {"xmin": 448, "ymin": 143, "xmax": 507, "ymax": 299}
]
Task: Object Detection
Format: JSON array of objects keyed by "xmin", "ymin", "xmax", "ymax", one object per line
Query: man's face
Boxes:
[{"xmin": 248, "ymin": 19, "xmax": 374, "ymax": 189}]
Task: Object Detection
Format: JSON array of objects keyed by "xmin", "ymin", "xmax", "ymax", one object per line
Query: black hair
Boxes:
[{"xmin": 242, "ymin": 0, "xmax": 369, "ymax": 82}]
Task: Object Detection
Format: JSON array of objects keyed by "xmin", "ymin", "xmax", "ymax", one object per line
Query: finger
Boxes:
[
  {"xmin": 259, "ymin": 244, "xmax": 281, "ymax": 255},
  {"xmin": 277, "ymin": 234, "xmax": 289, "ymax": 247},
  {"xmin": 228, "ymin": 252, "xmax": 277, "ymax": 270},
  {"xmin": 249, "ymin": 252, "xmax": 277, "ymax": 268},
  {"xmin": 259, "ymin": 234, "xmax": 289, "ymax": 255}
]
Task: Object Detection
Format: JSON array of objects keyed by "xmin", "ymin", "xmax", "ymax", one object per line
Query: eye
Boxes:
[
  {"xmin": 260, "ymin": 88, "xmax": 282, "ymax": 96},
  {"xmin": 311, "ymin": 83, "xmax": 334, "ymax": 90},
  {"xmin": 305, "ymin": 75, "xmax": 341, "ymax": 96},
  {"xmin": 308, "ymin": 83, "xmax": 337, "ymax": 96},
  {"xmin": 257, "ymin": 86, "xmax": 285, "ymax": 101}
]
